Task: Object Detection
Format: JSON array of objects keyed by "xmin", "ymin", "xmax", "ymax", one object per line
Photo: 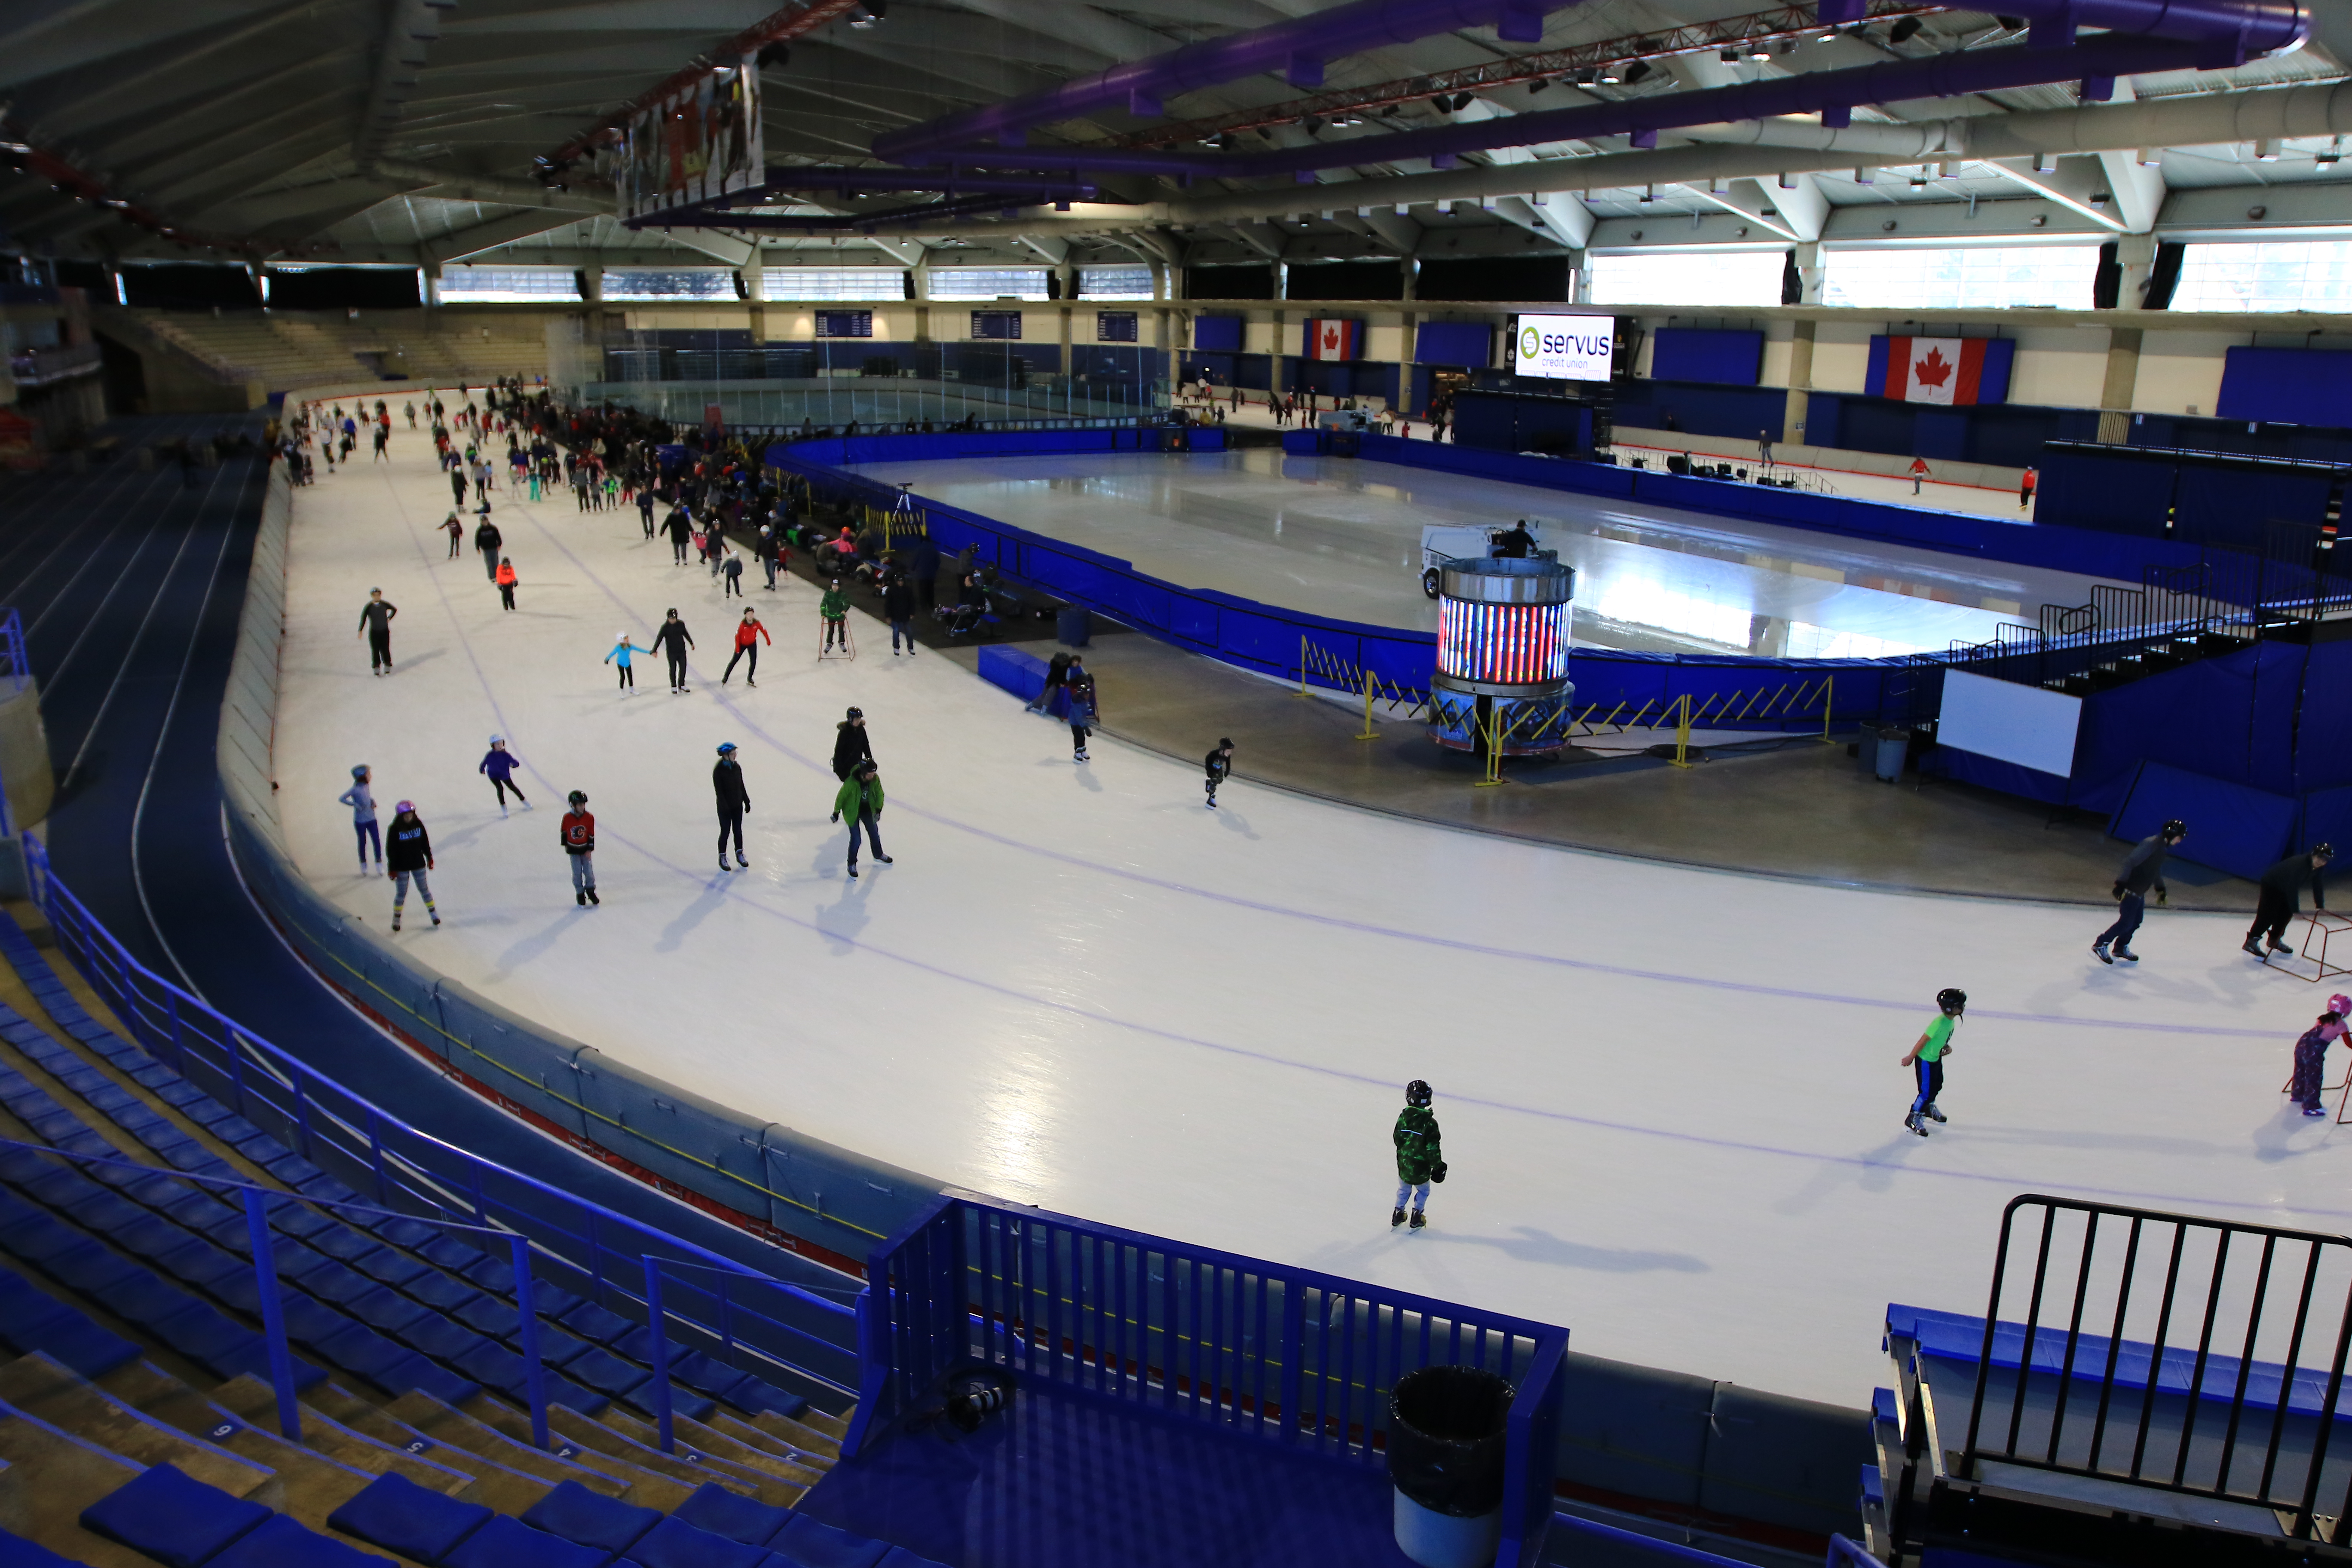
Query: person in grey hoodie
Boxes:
[
  {"xmin": 2095, "ymin": 818, "xmax": 2185, "ymax": 965},
  {"xmin": 337, "ymin": 765, "xmax": 381, "ymax": 870}
]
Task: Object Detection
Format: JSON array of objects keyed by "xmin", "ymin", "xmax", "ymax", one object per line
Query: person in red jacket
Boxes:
[
  {"xmin": 561, "ymin": 790, "xmax": 597, "ymax": 906},
  {"xmin": 722, "ymin": 607, "xmax": 770, "ymax": 687}
]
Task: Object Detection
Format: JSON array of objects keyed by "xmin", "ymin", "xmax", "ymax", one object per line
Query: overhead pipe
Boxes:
[
  {"xmin": 712, "ymin": 167, "xmax": 1103, "ymax": 199},
  {"xmin": 870, "ymin": 0, "xmax": 1593, "ymax": 165},
  {"xmin": 1822, "ymin": 0, "xmax": 2306, "ymax": 61},
  {"xmin": 901, "ymin": 34, "xmax": 2208, "ymax": 179}
]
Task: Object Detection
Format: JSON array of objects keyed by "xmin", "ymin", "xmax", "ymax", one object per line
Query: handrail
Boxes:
[
  {"xmin": 21, "ymin": 834, "xmax": 861, "ymax": 1403},
  {"xmin": 0, "ymin": 1133, "xmax": 554, "ymax": 1449}
]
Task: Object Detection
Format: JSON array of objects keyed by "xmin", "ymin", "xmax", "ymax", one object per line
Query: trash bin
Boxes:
[
  {"xmin": 1854, "ymin": 724, "xmax": 1883, "ymax": 778},
  {"xmin": 1056, "ymin": 606, "xmax": 1092, "ymax": 647},
  {"xmin": 1388, "ymin": 1365, "xmax": 1514, "ymax": 1568},
  {"xmin": 1874, "ymin": 727, "xmax": 1911, "ymax": 783}
]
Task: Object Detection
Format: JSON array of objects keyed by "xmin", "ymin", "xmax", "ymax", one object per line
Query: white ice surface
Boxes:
[
  {"xmin": 273, "ymin": 404, "xmax": 2344, "ymax": 1407},
  {"xmin": 853, "ymin": 448, "xmax": 2112, "ymax": 658}
]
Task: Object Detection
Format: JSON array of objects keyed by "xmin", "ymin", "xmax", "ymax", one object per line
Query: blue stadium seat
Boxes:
[
  {"xmin": 620, "ymin": 1514, "xmax": 771, "ymax": 1568},
  {"xmin": 208, "ymin": 1512, "xmax": 395, "ymax": 1568},
  {"xmin": 440, "ymin": 1514, "xmax": 614, "ymax": 1568},
  {"xmin": 327, "ymin": 1470, "xmax": 493, "ymax": 1563},
  {"xmin": 668, "ymin": 1482, "xmax": 789, "ymax": 1548},
  {"xmin": 555, "ymin": 1300, "xmax": 636, "ymax": 1345},
  {"xmin": 767, "ymin": 1515, "xmax": 891, "ymax": 1568},
  {"xmin": 0, "ymin": 1523, "xmax": 95, "ymax": 1566},
  {"xmin": 518, "ymin": 1478, "xmax": 662, "ymax": 1557},
  {"xmin": 78, "ymin": 1461, "xmax": 273, "ymax": 1568},
  {"xmin": 875, "ymin": 1550, "xmax": 953, "ymax": 1568},
  {"xmin": 0, "ymin": 1266, "xmax": 138, "ymax": 1376}
]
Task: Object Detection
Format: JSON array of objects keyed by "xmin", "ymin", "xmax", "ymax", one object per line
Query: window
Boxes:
[
  {"xmin": 1079, "ymin": 265, "xmax": 1154, "ymax": 299},
  {"xmin": 439, "ymin": 268, "xmax": 579, "ymax": 302},
  {"xmin": 601, "ymin": 270, "xmax": 734, "ymax": 300},
  {"xmin": 1587, "ymin": 250, "xmax": 1784, "ymax": 308},
  {"xmin": 1821, "ymin": 245, "xmax": 2101, "ymax": 310},
  {"xmin": 970, "ymin": 310, "xmax": 1023, "ymax": 340},
  {"xmin": 2168, "ymin": 241, "xmax": 2352, "ymax": 313},
  {"xmin": 762, "ymin": 267, "xmax": 905, "ymax": 301},
  {"xmin": 1096, "ymin": 311, "xmax": 1139, "ymax": 343},
  {"xmin": 815, "ymin": 310, "xmax": 873, "ymax": 338},
  {"xmin": 931, "ymin": 267, "xmax": 1049, "ymax": 300}
]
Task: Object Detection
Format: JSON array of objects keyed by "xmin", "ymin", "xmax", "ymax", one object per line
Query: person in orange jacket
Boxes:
[
  {"xmin": 560, "ymin": 789, "xmax": 598, "ymax": 906},
  {"xmin": 723, "ymin": 607, "xmax": 771, "ymax": 687},
  {"xmin": 495, "ymin": 556, "xmax": 520, "ymax": 611}
]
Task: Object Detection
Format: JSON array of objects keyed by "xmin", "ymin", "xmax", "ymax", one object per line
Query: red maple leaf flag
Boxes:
[
  {"xmin": 1882, "ymin": 335, "xmax": 1990, "ymax": 405},
  {"xmin": 1303, "ymin": 318, "xmax": 1359, "ymax": 361}
]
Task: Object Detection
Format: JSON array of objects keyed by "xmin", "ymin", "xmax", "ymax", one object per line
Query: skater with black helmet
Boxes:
[
  {"xmin": 2096, "ymin": 818, "xmax": 2185, "ymax": 965},
  {"xmin": 2248, "ymin": 844, "xmax": 2334, "ymax": 959},
  {"xmin": 560, "ymin": 790, "xmax": 598, "ymax": 906},
  {"xmin": 1066, "ymin": 658, "xmax": 1097, "ymax": 764},
  {"xmin": 1391, "ymin": 1080, "xmax": 1444, "ymax": 1229},
  {"xmin": 386, "ymin": 802, "xmax": 439, "ymax": 932},
  {"xmin": 1902, "ymin": 988, "xmax": 1966, "ymax": 1136},
  {"xmin": 1204, "ymin": 739, "xmax": 1234, "ymax": 808},
  {"xmin": 479, "ymin": 735, "xmax": 529, "ymax": 815},
  {"xmin": 651, "ymin": 608, "xmax": 695, "ymax": 693},
  {"xmin": 831, "ymin": 760, "xmax": 891, "ymax": 878},
  {"xmin": 714, "ymin": 741, "xmax": 751, "ymax": 871},
  {"xmin": 833, "ymin": 707, "xmax": 874, "ymax": 781}
]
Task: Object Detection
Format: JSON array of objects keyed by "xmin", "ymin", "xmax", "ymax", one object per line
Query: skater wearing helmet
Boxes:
[
  {"xmin": 831, "ymin": 760, "xmax": 891, "ymax": 878},
  {"xmin": 651, "ymin": 609, "xmax": 695, "ymax": 693},
  {"xmin": 604, "ymin": 631, "xmax": 649, "ymax": 693},
  {"xmin": 714, "ymin": 742, "xmax": 751, "ymax": 871},
  {"xmin": 386, "ymin": 802, "xmax": 439, "ymax": 932},
  {"xmin": 1902, "ymin": 989, "xmax": 1966, "ymax": 1136},
  {"xmin": 2096, "ymin": 818, "xmax": 2185, "ymax": 965},
  {"xmin": 833, "ymin": 708, "xmax": 874, "ymax": 781},
  {"xmin": 560, "ymin": 790, "xmax": 598, "ymax": 906},
  {"xmin": 2288, "ymin": 1004, "xmax": 2349, "ymax": 1117},
  {"xmin": 479, "ymin": 736, "xmax": 529, "ymax": 815},
  {"xmin": 2248, "ymin": 844, "xmax": 2333, "ymax": 960},
  {"xmin": 1204, "ymin": 739, "xmax": 1234, "ymax": 809},
  {"xmin": 338, "ymin": 765, "xmax": 381, "ymax": 871},
  {"xmin": 1391, "ymin": 1081, "xmax": 1444, "ymax": 1229}
]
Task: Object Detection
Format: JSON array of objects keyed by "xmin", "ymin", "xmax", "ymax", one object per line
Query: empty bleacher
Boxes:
[
  {"xmin": 116, "ymin": 311, "xmax": 551, "ymax": 395},
  {"xmin": 0, "ymin": 906, "xmax": 945, "ymax": 1567}
]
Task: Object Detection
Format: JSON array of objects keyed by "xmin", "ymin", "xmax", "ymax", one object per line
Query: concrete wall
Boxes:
[{"xmin": 0, "ymin": 680, "xmax": 54, "ymax": 833}]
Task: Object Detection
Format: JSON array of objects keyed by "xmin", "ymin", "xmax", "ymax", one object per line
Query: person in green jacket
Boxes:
[
  {"xmin": 831, "ymin": 760, "xmax": 891, "ymax": 877},
  {"xmin": 1392, "ymin": 1079, "xmax": 1444, "ymax": 1230},
  {"xmin": 820, "ymin": 577, "xmax": 851, "ymax": 653}
]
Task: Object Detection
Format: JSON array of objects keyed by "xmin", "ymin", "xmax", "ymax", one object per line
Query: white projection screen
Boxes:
[{"xmin": 1938, "ymin": 668, "xmax": 2084, "ymax": 777}]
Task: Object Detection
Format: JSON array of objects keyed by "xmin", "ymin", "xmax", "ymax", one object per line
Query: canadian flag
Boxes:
[
  {"xmin": 1882, "ymin": 336, "xmax": 1992, "ymax": 405},
  {"xmin": 1304, "ymin": 318, "xmax": 1360, "ymax": 361}
]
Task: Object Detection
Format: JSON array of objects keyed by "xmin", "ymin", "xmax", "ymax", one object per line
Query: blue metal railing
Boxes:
[
  {"xmin": 19, "ymin": 834, "xmax": 861, "ymax": 1405},
  {"xmin": 847, "ymin": 1192, "xmax": 1571, "ymax": 1568},
  {"xmin": 0, "ymin": 606, "xmax": 27, "ymax": 698},
  {"xmin": 0, "ymin": 1134, "xmax": 556, "ymax": 1448}
]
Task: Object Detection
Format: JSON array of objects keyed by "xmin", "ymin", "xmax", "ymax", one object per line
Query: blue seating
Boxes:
[
  {"xmin": 874, "ymin": 1550, "xmax": 953, "ymax": 1568},
  {"xmin": 441, "ymin": 1513, "xmax": 617, "ymax": 1568},
  {"xmin": 767, "ymin": 1515, "xmax": 891, "ymax": 1568},
  {"xmin": 668, "ymin": 1482, "xmax": 788, "ymax": 1548},
  {"xmin": 0, "ymin": 1523, "xmax": 95, "ymax": 1565},
  {"xmin": 621, "ymin": 1514, "xmax": 770, "ymax": 1568},
  {"xmin": 518, "ymin": 1478, "xmax": 662, "ymax": 1557},
  {"xmin": 0, "ymin": 1265, "xmax": 138, "ymax": 1376},
  {"xmin": 327, "ymin": 1470, "xmax": 493, "ymax": 1563},
  {"xmin": 78, "ymin": 1461, "xmax": 273, "ymax": 1568},
  {"xmin": 208, "ymin": 1512, "xmax": 396, "ymax": 1568}
]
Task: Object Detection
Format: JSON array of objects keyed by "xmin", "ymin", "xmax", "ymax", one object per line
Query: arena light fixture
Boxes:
[
  {"xmin": 1623, "ymin": 61, "xmax": 1652, "ymax": 84},
  {"xmin": 1888, "ymin": 15, "xmax": 1923, "ymax": 44}
]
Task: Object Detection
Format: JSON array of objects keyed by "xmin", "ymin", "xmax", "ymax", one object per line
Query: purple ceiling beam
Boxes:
[
  {"xmin": 1824, "ymin": 0, "xmax": 2305, "ymax": 60},
  {"xmin": 870, "ymin": 0, "xmax": 1589, "ymax": 165},
  {"xmin": 901, "ymin": 34, "xmax": 2211, "ymax": 181}
]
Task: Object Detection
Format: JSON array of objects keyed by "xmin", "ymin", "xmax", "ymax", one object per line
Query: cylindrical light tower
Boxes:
[{"xmin": 1426, "ymin": 556, "xmax": 1577, "ymax": 757}]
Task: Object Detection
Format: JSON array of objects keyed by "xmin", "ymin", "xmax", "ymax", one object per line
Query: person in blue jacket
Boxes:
[
  {"xmin": 480, "ymin": 735, "xmax": 530, "ymax": 816},
  {"xmin": 604, "ymin": 631, "xmax": 649, "ymax": 694}
]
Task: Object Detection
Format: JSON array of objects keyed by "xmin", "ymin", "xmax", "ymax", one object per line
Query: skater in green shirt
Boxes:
[
  {"xmin": 1901, "ymin": 988, "xmax": 1966, "ymax": 1136},
  {"xmin": 1391, "ymin": 1079, "xmax": 1446, "ymax": 1230},
  {"xmin": 820, "ymin": 578, "xmax": 851, "ymax": 653}
]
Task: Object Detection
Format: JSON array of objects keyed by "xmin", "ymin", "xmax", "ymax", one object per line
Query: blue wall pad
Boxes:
[
  {"xmin": 1415, "ymin": 321, "xmax": 1493, "ymax": 366},
  {"xmin": 1192, "ymin": 317, "xmax": 1243, "ymax": 352},
  {"xmin": 2219, "ymin": 346, "xmax": 2352, "ymax": 428},
  {"xmin": 2107, "ymin": 762, "xmax": 2297, "ymax": 881},
  {"xmin": 1650, "ymin": 329, "xmax": 1764, "ymax": 386}
]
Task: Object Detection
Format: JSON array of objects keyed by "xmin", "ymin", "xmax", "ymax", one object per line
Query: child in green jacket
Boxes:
[
  {"xmin": 1392, "ymin": 1079, "xmax": 1444, "ymax": 1230},
  {"xmin": 820, "ymin": 579, "xmax": 851, "ymax": 652},
  {"xmin": 831, "ymin": 760, "xmax": 891, "ymax": 876}
]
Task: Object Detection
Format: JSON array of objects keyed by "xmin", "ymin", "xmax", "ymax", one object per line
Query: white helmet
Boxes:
[{"xmin": 488, "ymin": 733, "xmax": 505, "ymax": 746}]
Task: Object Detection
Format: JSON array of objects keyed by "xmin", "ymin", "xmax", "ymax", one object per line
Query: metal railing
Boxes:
[
  {"xmin": 1959, "ymin": 1194, "xmax": 2352, "ymax": 1545},
  {"xmin": 0, "ymin": 606, "xmax": 26, "ymax": 698},
  {"xmin": 847, "ymin": 1192, "xmax": 1570, "ymax": 1568},
  {"xmin": 21, "ymin": 835, "xmax": 861, "ymax": 1406}
]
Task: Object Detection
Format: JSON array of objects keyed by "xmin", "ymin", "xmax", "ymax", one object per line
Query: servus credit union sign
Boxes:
[{"xmin": 1507, "ymin": 314, "xmax": 1614, "ymax": 382}]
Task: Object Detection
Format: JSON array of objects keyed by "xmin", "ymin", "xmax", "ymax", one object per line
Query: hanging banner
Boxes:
[
  {"xmin": 623, "ymin": 59, "xmax": 763, "ymax": 220},
  {"xmin": 1303, "ymin": 318, "xmax": 1360, "ymax": 361},
  {"xmin": 1871, "ymin": 335, "xmax": 2013, "ymax": 405}
]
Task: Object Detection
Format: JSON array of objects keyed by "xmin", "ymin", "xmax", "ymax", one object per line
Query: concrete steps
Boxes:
[
  {"xmin": 303, "ymin": 1381, "xmax": 553, "ymax": 1515},
  {"xmin": 386, "ymin": 1389, "xmax": 633, "ymax": 1498},
  {"xmin": 456, "ymin": 1391, "xmax": 691, "ymax": 1509},
  {"xmin": 0, "ymin": 1405, "xmax": 152, "ymax": 1567},
  {"xmin": 0, "ymin": 1352, "xmax": 279, "ymax": 1506}
]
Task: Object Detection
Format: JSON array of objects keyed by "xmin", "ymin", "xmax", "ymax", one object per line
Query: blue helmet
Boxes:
[{"xmin": 717, "ymin": 742, "xmax": 738, "ymax": 755}]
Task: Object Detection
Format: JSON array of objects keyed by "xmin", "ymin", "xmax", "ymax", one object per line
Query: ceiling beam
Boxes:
[{"xmin": 421, "ymin": 207, "xmax": 583, "ymax": 264}]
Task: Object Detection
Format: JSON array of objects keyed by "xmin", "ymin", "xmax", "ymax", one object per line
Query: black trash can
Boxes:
[
  {"xmin": 1388, "ymin": 1365, "xmax": 1514, "ymax": 1568},
  {"xmin": 1056, "ymin": 606, "xmax": 1092, "ymax": 646}
]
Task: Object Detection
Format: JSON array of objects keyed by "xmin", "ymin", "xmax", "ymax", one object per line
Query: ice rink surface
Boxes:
[
  {"xmin": 271, "ymin": 406, "xmax": 2344, "ymax": 1407},
  {"xmin": 854, "ymin": 447, "xmax": 2113, "ymax": 658}
]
